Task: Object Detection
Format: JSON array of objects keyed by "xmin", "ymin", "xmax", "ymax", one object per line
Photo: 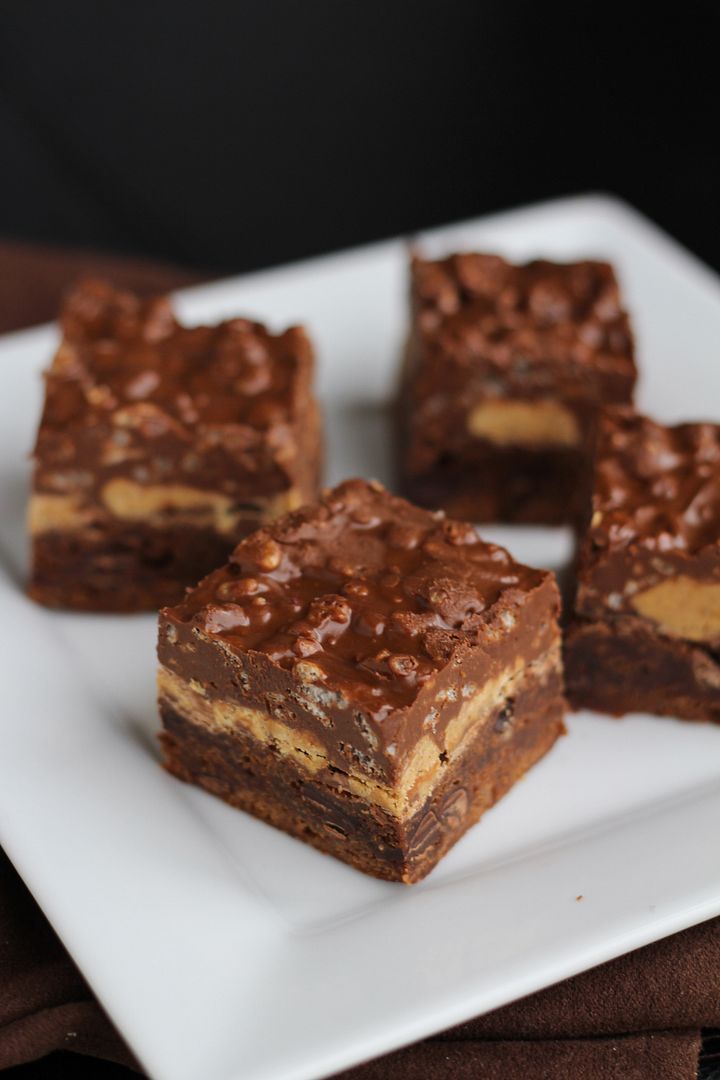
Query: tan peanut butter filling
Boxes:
[
  {"xmin": 158, "ymin": 641, "xmax": 560, "ymax": 820},
  {"xmin": 466, "ymin": 399, "xmax": 580, "ymax": 447},
  {"xmin": 28, "ymin": 493, "xmax": 97, "ymax": 534},
  {"xmin": 631, "ymin": 575, "xmax": 720, "ymax": 643},
  {"xmin": 28, "ymin": 482, "xmax": 303, "ymax": 537}
]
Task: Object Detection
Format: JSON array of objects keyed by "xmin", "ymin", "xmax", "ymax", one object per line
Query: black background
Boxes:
[{"xmin": 0, "ymin": 1, "xmax": 718, "ymax": 273}]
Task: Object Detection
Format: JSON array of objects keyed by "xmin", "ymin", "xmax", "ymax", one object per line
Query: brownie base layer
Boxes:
[
  {"xmin": 399, "ymin": 446, "xmax": 588, "ymax": 525},
  {"xmin": 565, "ymin": 617, "xmax": 720, "ymax": 723},
  {"xmin": 29, "ymin": 523, "xmax": 244, "ymax": 612},
  {"xmin": 159, "ymin": 673, "xmax": 565, "ymax": 884}
]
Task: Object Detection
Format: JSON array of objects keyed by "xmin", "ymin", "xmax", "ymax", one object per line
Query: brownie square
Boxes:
[
  {"xmin": 28, "ymin": 280, "xmax": 322, "ymax": 611},
  {"xmin": 396, "ymin": 253, "xmax": 636, "ymax": 523},
  {"xmin": 157, "ymin": 479, "xmax": 565, "ymax": 883},
  {"xmin": 565, "ymin": 406, "xmax": 720, "ymax": 722}
]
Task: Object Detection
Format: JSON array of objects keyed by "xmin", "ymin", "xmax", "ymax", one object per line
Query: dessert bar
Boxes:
[
  {"xmin": 29, "ymin": 280, "xmax": 322, "ymax": 610},
  {"xmin": 565, "ymin": 407, "xmax": 720, "ymax": 721},
  {"xmin": 397, "ymin": 253, "xmax": 636, "ymax": 523},
  {"xmin": 158, "ymin": 479, "xmax": 566, "ymax": 883}
]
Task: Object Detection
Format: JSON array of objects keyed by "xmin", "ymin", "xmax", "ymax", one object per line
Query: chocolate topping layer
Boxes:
[
  {"xmin": 167, "ymin": 479, "xmax": 549, "ymax": 714},
  {"xmin": 34, "ymin": 279, "xmax": 316, "ymax": 498},
  {"xmin": 586, "ymin": 407, "xmax": 720, "ymax": 554},
  {"xmin": 412, "ymin": 253, "xmax": 634, "ymax": 379},
  {"xmin": 397, "ymin": 253, "xmax": 636, "ymax": 525},
  {"xmin": 574, "ymin": 407, "xmax": 720, "ymax": 634}
]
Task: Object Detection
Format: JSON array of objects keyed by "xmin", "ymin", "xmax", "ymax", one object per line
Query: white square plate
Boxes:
[{"xmin": 1, "ymin": 194, "xmax": 719, "ymax": 1080}]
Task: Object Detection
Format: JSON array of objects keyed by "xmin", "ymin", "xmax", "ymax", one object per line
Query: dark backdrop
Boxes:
[{"xmin": 0, "ymin": 1, "xmax": 718, "ymax": 272}]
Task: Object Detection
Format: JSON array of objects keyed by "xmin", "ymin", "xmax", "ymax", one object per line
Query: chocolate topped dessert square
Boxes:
[
  {"xmin": 158, "ymin": 479, "xmax": 566, "ymax": 883},
  {"xmin": 565, "ymin": 406, "xmax": 720, "ymax": 721},
  {"xmin": 28, "ymin": 279, "xmax": 322, "ymax": 611},
  {"xmin": 396, "ymin": 252, "xmax": 636, "ymax": 523}
]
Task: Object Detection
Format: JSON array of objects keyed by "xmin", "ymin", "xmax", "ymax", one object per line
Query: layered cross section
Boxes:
[
  {"xmin": 566, "ymin": 407, "xmax": 720, "ymax": 722},
  {"xmin": 397, "ymin": 253, "xmax": 636, "ymax": 523},
  {"xmin": 29, "ymin": 280, "xmax": 322, "ymax": 610},
  {"xmin": 158, "ymin": 479, "xmax": 565, "ymax": 882}
]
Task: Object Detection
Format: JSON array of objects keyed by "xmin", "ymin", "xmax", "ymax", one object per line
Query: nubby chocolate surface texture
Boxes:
[
  {"xmin": 28, "ymin": 280, "xmax": 322, "ymax": 610},
  {"xmin": 397, "ymin": 253, "xmax": 636, "ymax": 524},
  {"xmin": 158, "ymin": 480, "xmax": 566, "ymax": 882},
  {"xmin": 566, "ymin": 407, "xmax": 720, "ymax": 722}
]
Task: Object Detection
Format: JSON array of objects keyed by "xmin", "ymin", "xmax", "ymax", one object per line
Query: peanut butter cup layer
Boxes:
[
  {"xmin": 566, "ymin": 406, "xmax": 720, "ymax": 721},
  {"xmin": 28, "ymin": 279, "xmax": 322, "ymax": 610},
  {"xmin": 158, "ymin": 479, "xmax": 566, "ymax": 882},
  {"xmin": 396, "ymin": 252, "xmax": 636, "ymax": 524}
]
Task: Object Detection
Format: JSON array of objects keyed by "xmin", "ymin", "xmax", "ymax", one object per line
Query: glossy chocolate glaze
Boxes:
[
  {"xmin": 576, "ymin": 408, "xmax": 720, "ymax": 618},
  {"xmin": 160, "ymin": 480, "xmax": 561, "ymax": 781},
  {"xmin": 34, "ymin": 278, "xmax": 317, "ymax": 498},
  {"xmin": 588, "ymin": 407, "xmax": 720, "ymax": 552},
  {"xmin": 167, "ymin": 479, "xmax": 547, "ymax": 707},
  {"xmin": 412, "ymin": 253, "xmax": 634, "ymax": 376}
]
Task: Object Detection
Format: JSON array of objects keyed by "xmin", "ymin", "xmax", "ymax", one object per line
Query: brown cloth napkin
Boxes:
[
  {"xmin": 0, "ymin": 240, "xmax": 209, "ymax": 336},
  {"xmin": 1, "ymin": 239, "xmax": 718, "ymax": 1080}
]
